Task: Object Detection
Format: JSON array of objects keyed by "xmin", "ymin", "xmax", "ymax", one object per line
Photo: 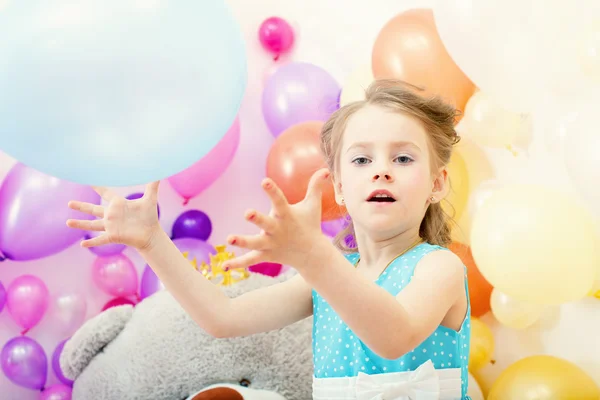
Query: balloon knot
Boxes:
[
  {"xmin": 20, "ymin": 328, "xmax": 29, "ymax": 335},
  {"xmin": 183, "ymin": 198, "xmax": 190, "ymax": 206},
  {"xmin": 273, "ymin": 53, "xmax": 280, "ymax": 61},
  {"xmin": 0, "ymin": 251, "xmax": 5, "ymax": 261}
]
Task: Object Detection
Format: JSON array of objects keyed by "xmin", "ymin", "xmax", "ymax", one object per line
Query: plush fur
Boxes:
[{"xmin": 60, "ymin": 271, "xmax": 313, "ymax": 400}]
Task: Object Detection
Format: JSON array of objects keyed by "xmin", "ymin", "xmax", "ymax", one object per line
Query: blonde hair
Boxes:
[{"xmin": 320, "ymin": 79, "xmax": 461, "ymax": 252}]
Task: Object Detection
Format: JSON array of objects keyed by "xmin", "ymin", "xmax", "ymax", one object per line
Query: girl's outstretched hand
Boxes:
[
  {"xmin": 224, "ymin": 168, "xmax": 332, "ymax": 270},
  {"xmin": 66, "ymin": 181, "xmax": 162, "ymax": 250}
]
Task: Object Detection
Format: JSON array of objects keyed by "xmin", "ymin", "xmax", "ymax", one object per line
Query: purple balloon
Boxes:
[
  {"xmin": 0, "ymin": 163, "xmax": 100, "ymax": 261},
  {"xmin": 139, "ymin": 265, "xmax": 165, "ymax": 300},
  {"xmin": 172, "ymin": 210, "xmax": 212, "ymax": 241},
  {"xmin": 41, "ymin": 384, "xmax": 72, "ymax": 400},
  {"xmin": 321, "ymin": 217, "xmax": 349, "ymax": 237},
  {"xmin": 7, "ymin": 274, "xmax": 49, "ymax": 334},
  {"xmin": 262, "ymin": 62, "xmax": 340, "ymax": 137},
  {"xmin": 126, "ymin": 192, "xmax": 160, "ymax": 218},
  {"xmin": 52, "ymin": 339, "xmax": 74, "ymax": 387},
  {"xmin": 0, "ymin": 281, "xmax": 5, "ymax": 313},
  {"xmin": 1, "ymin": 336, "xmax": 47, "ymax": 390},
  {"xmin": 140, "ymin": 238, "xmax": 215, "ymax": 299}
]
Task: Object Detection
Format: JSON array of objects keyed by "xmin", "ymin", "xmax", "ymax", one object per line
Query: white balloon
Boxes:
[
  {"xmin": 467, "ymin": 372, "xmax": 485, "ymax": 400},
  {"xmin": 432, "ymin": 0, "xmax": 600, "ymax": 113},
  {"xmin": 49, "ymin": 291, "xmax": 88, "ymax": 337}
]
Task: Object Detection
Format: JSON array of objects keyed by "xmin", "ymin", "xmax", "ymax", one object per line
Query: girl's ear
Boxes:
[
  {"xmin": 333, "ymin": 177, "xmax": 344, "ymax": 205},
  {"xmin": 430, "ymin": 167, "xmax": 449, "ymax": 201}
]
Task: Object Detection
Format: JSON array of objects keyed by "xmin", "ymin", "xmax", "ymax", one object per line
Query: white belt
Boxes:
[{"xmin": 312, "ymin": 360, "xmax": 462, "ymax": 400}]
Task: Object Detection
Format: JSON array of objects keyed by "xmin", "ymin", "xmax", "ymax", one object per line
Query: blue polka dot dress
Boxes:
[{"xmin": 312, "ymin": 242, "xmax": 472, "ymax": 399}]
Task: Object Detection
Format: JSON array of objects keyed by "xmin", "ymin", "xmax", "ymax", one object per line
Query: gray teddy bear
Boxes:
[{"xmin": 60, "ymin": 270, "xmax": 313, "ymax": 400}]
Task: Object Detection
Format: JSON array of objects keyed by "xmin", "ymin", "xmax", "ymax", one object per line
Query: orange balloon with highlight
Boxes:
[
  {"xmin": 266, "ymin": 121, "xmax": 344, "ymax": 221},
  {"xmin": 371, "ymin": 8, "xmax": 476, "ymax": 116},
  {"xmin": 449, "ymin": 242, "xmax": 493, "ymax": 317}
]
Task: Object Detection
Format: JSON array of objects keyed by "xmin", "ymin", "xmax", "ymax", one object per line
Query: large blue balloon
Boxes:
[{"xmin": 0, "ymin": 1, "xmax": 247, "ymax": 186}]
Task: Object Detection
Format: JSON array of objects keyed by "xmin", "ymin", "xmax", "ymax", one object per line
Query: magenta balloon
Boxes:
[
  {"xmin": 91, "ymin": 254, "xmax": 138, "ymax": 297},
  {"xmin": 6, "ymin": 275, "xmax": 49, "ymax": 333},
  {"xmin": 168, "ymin": 117, "xmax": 240, "ymax": 203},
  {"xmin": 262, "ymin": 62, "xmax": 340, "ymax": 137},
  {"xmin": 258, "ymin": 17, "xmax": 295, "ymax": 58},
  {"xmin": 101, "ymin": 297, "xmax": 136, "ymax": 311},
  {"xmin": 0, "ymin": 163, "xmax": 100, "ymax": 261},
  {"xmin": 248, "ymin": 262, "xmax": 283, "ymax": 277},
  {"xmin": 1, "ymin": 336, "xmax": 47, "ymax": 390},
  {"xmin": 41, "ymin": 384, "xmax": 72, "ymax": 400},
  {"xmin": 0, "ymin": 281, "xmax": 5, "ymax": 313},
  {"xmin": 51, "ymin": 340, "xmax": 73, "ymax": 387}
]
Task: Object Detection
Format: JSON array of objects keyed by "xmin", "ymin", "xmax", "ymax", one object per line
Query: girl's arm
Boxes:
[
  {"xmin": 298, "ymin": 239, "xmax": 465, "ymax": 359},
  {"xmin": 140, "ymin": 229, "xmax": 313, "ymax": 338}
]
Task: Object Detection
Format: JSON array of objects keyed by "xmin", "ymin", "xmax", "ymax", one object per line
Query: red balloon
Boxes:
[{"xmin": 266, "ymin": 121, "xmax": 344, "ymax": 221}]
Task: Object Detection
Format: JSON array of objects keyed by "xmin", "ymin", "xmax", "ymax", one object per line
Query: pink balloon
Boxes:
[
  {"xmin": 91, "ymin": 254, "xmax": 138, "ymax": 297},
  {"xmin": 101, "ymin": 297, "xmax": 136, "ymax": 311},
  {"xmin": 167, "ymin": 117, "xmax": 240, "ymax": 204},
  {"xmin": 258, "ymin": 17, "xmax": 295, "ymax": 60},
  {"xmin": 6, "ymin": 275, "xmax": 49, "ymax": 334}
]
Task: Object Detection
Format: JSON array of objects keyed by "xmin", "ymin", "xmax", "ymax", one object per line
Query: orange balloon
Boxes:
[
  {"xmin": 448, "ymin": 242, "xmax": 493, "ymax": 317},
  {"xmin": 371, "ymin": 8, "xmax": 476, "ymax": 115},
  {"xmin": 266, "ymin": 121, "xmax": 344, "ymax": 221}
]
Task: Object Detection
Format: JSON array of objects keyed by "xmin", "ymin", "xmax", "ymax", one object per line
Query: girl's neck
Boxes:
[{"xmin": 353, "ymin": 226, "xmax": 422, "ymax": 268}]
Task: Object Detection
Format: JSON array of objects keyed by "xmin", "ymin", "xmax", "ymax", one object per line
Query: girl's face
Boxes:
[{"xmin": 334, "ymin": 105, "xmax": 448, "ymax": 240}]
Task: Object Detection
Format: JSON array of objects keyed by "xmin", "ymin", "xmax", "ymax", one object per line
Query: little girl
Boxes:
[{"xmin": 67, "ymin": 79, "xmax": 471, "ymax": 399}]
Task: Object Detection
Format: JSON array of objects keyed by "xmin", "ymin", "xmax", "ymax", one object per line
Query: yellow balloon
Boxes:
[
  {"xmin": 444, "ymin": 147, "xmax": 470, "ymax": 222},
  {"xmin": 488, "ymin": 355, "xmax": 600, "ymax": 400},
  {"xmin": 470, "ymin": 184, "xmax": 599, "ymax": 305},
  {"xmin": 469, "ymin": 318, "xmax": 494, "ymax": 372},
  {"xmin": 339, "ymin": 64, "xmax": 374, "ymax": 106},
  {"xmin": 461, "ymin": 91, "xmax": 528, "ymax": 149},
  {"xmin": 490, "ymin": 288, "xmax": 545, "ymax": 329}
]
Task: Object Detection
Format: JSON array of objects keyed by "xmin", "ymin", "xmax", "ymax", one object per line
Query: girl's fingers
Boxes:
[
  {"xmin": 143, "ymin": 181, "xmax": 160, "ymax": 202},
  {"xmin": 227, "ymin": 234, "xmax": 271, "ymax": 251},
  {"xmin": 80, "ymin": 233, "xmax": 110, "ymax": 248},
  {"xmin": 262, "ymin": 178, "xmax": 289, "ymax": 217},
  {"xmin": 68, "ymin": 201, "xmax": 105, "ymax": 218},
  {"xmin": 222, "ymin": 250, "xmax": 265, "ymax": 271},
  {"xmin": 66, "ymin": 218, "xmax": 105, "ymax": 232},
  {"xmin": 91, "ymin": 186, "xmax": 119, "ymax": 202},
  {"xmin": 244, "ymin": 209, "xmax": 277, "ymax": 234}
]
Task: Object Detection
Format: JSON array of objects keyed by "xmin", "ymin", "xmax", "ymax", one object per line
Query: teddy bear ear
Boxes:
[{"xmin": 60, "ymin": 305, "xmax": 134, "ymax": 381}]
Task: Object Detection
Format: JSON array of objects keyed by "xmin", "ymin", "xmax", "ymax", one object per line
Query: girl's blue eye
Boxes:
[
  {"xmin": 352, "ymin": 157, "xmax": 370, "ymax": 165},
  {"xmin": 395, "ymin": 155, "xmax": 413, "ymax": 164}
]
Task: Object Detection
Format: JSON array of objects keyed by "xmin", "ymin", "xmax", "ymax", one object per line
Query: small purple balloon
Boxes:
[
  {"xmin": 172, "ymin": 210, "xmax": 212, "ymax": 241},
  {"xmin": 52, "ymin": 339, "xmax": 74, "ymax": 387},
  {"xmin": 1, "ymin": 336, "xmax": 47, "ymax": 390},
  {"xmin": 321, "ymin": 217, "xmax": 349, "ymax": 237},
  {"xmin": 41, "ymin": 384, "xmax": 72, "ymax": 400},
  {"xmin": 173, "ymin": 238, "xmax": 216, "ymax": 268},
  {"xmin": 0, "ymin": 163, "xmax": 100, "ymax": 261},
  {"xmin": 262, "ymin": 62, "xmax": 340, "ymax": 137},
  {"xmin": 0, "ymin": 281, "xmax": 5, "ymax": 313},
  {"xmin": 139, "ymin": 265, "xmax": 165, "ymax": 300},
  {"xmin": 126, "ymin": 192, "xmax": 160, "ymax": 218}
]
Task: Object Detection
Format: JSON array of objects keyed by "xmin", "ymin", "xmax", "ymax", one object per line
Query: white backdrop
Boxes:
[{"xmin": 0, "ymin": 0, "xmax": 598, "ymax": 398}]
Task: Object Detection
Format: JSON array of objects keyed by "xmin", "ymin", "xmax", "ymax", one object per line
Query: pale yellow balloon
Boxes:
[
  {"xmin": 469, "ymin": 318, "xmax": 495, "ymax": 372},
  {"xmin": 461, "ymin": 91, "xmax": 528, "ymax": 148},
  {"xmin": 443, "ymin": 147, "xmax": 470, "ymax": 222},
  {"xmin": 470, "ymin": 184, "xmax": 598, "ymax": 305},
  {"xmin": 339, "ymin": 64, "xmax": 374, "ymax": 106},
  {"xmin": 579, "ymin": 19, "xmax": 600, "ymax": 83},
  {"xmin": 488, "ymin": 355, "xmax": 600, "ymax": 400},
  {"xmin": 490, "ymin": 288, "xmax": 545, "ymax": 329}
]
